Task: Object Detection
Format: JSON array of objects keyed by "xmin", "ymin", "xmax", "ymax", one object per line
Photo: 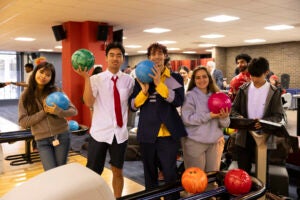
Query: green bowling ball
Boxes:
[{"xmin": 71, "ymin": 48, "xmax": 95, "ymax": 71}]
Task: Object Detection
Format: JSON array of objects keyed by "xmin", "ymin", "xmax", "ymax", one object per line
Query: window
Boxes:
[{"xmin": 0, "ymin": 51, "xmax": 21, "ymax": 99}]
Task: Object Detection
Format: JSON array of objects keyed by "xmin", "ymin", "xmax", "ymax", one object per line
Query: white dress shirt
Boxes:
[{"xmin": 90, "ymin": 70, "xmax": 134, "ymax": 144}]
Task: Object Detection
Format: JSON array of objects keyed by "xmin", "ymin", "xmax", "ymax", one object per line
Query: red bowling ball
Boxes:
[
  {"xmin": 224, "ymin": 168, "xmax": 252, "ymax": 195},
  {"xmin": 208, "ymin": 92, "xmax": 232, "ymax": 114}
]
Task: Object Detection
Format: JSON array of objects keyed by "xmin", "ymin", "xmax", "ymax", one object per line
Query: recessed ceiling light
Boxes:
[
  {"xmin": 168, "ymin": 47, "xmax": 180, "ymax": 51},
  {"xmin": 206, "ymin": 49, "xmax": 213, "ymax": 52},
  {"xmin": 201, "ymin": 34, "xmax": 224, "ymax": 39},
  {"xmin": 143, "ymin": 28, "xmax": 171, "ymax": 33},
  {"xmin": 14, "ymin": 37, "xmax": 35, "ymax": 41},
  {"xmin": 264, "ymin": 25, "xmax": 294, "ymax": 30},
  {"xmin": 38, "ymin": 49, "xmax": 53, "ymax": 52},
  {"xmin": 55, "ymin": 45, "xmax": 62, "ymax": 49},
  {"xmin": 244, "ymin": 39, "xmax": 266, "ymax": 43},
  {"xmin": 198, "ymin": 44, "xmax": 216, "ymax": 47},
  {"xmin": 125, "ymin": 45, "xmax": 142, "ymax": 48},
  {"xmin": 183, "ymin": 51, "xmax": 196, "ymax": 54},
  {"xmin": 204, "ymin": 15, "xmax": 239, "ymax": 23},
  {"xmin": 157, "ymin": 40, "xmax": 176, "ymax": 44},
  {"xmin": 137, "ymin": 50, "xmax": 147, "ymax": 54}
]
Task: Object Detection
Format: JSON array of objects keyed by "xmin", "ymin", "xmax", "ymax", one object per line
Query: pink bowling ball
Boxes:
[{"xmin": 208, "ymin": 92, "xmax": 232, "ymax": 114}]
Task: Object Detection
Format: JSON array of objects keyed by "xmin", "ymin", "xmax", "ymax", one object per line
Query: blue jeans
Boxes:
[{"xmin": 36, "ymin": 131, "xmax": 70, "ymax": 171}]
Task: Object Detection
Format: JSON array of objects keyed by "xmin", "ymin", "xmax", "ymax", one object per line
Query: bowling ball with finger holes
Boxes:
[
  {"xmin": 208, "ymin": 92, "xmax": 232, "ymax": 114},
  {"xmin": 135, "ymin": 60, "xmax": 155, "ymax": 83},
  {"xmin": 71, "ymin": 49, "xmax": 95, "ymax": 71},
  {"xmin": 181, "ymin": 167, "xmax": 208, "ymax": 194},
  {"xmin": 68, "ymin": 120, "xmax": 79, "ymax": 131},
  {"xmin": 46, "ymin": 92, "xmax": 70, "ymax": 110},
  {"xmin": 224, "ymin": 168, "xmax": 252, "ymax": 195}
]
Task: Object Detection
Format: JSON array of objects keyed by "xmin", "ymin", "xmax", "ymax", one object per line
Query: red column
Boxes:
[{"xmin": 61, "ymin": 21, "xmax": 112, "ymax": 126}]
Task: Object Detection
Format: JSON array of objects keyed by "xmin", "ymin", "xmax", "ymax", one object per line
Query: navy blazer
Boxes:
[{"xmin": 129, "ymin": 72, "xmax": 187, "ymax": 143}]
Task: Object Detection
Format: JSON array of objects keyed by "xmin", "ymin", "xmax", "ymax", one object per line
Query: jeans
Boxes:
[{"xmin": 36, "ymin": 131, "xmax": 70, "ymax": 171}]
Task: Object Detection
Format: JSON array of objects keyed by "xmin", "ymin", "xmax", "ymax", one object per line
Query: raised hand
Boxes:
[
  {"xmin": 73, "ymin": 65, "xmax": 90, "ymax": 79},
  {"xmin": 149, "ymin": 65, "xmax": 161, "ymax": 86}
]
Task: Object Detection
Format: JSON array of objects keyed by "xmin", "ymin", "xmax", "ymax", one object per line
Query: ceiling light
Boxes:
[
  {"xmin": 38, "ymin": 49, "xmax": 53, "ymax": 52},
  {"xmin": 244, "ymin": 39, "xmax": 266, "ymax": 43},
  {"xmin": 14, "ymin": 37, "xmax": 35, "ymax": 41},
  {"xmin": 206, "ymin": 49, "xmax": 213, "ymax": 52},
  {"xmin": 125, "ymin": 45, "xmax": 142, "ymax": 48},
  {"xmin": 198, "ymin": 44, "xmax": 216, "ymax": 47},
  {"xmin": 201, "ymin": 34, "xmax": 224, "ymax": 39},
  {"xmin": 168, "ymin": 47, "xmax": 180, "ymax": 51},
  {"xmin": 143, "ymin": 28, "xmax": 171, "ymax": 33},
  {"xmin": 55, "ymin": 45, "xmax": 62, "ymax": 49},
  {"xmin": 137, "ymin": 50, "xmax": 147, "ymax": 54},
  {"xmin": 157, "ymin": 40, "xmax": 176, "ymax": 44},
  {"xmin": 204, "ymin": 15, "xmax": 239, "ymax": 22},
  {"xmin": 264, "ymin": 25, "xmax": 294, "ymax": 30},
  {"xmin": 183, "ymin": 51, "xmax": 196, "ymax": 54}
]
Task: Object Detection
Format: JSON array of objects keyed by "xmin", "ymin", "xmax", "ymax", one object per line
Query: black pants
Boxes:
[
  {"xmin": 140, "ymin": 137, "xmax": 180, "ymax": 200},
  {"xmin": 236, "ymin": 132, "xmax": 256, "ymax": 174}
]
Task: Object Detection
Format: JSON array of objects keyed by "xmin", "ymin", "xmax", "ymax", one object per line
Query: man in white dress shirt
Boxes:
[{"xmin": 74, "ymin": 42, "xmax": 134, "ymax": 198}]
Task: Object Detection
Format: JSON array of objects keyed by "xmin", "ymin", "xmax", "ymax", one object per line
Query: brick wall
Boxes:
[
  {"xmin": 128, "ymin": 41, "xmax": 300, "ymax": 88},
  {"xmin": 216, "ymin": 41, "xmax": 300, "ymax": 88}
]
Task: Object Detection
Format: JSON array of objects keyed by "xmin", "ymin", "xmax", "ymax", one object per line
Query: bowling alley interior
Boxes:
[{"xmin": 1, "ymin": 0, "xmax": 300, "ymax": 199}]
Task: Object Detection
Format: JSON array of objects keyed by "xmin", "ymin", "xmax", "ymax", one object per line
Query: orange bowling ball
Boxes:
[{"xmin": 181, "ymin": 167, "xmax": 208, "ymax": 194}]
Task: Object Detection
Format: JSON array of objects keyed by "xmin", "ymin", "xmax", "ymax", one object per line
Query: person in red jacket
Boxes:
[{"xmin": 229, "ymin": 54, "xmax": 252, "ymax": 101}]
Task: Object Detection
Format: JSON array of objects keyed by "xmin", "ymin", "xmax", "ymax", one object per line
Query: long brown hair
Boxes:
[
  {"xmin": 23, "ymin": 62, "xmax": 57, "ymax": 114},
  {"xmin": 187, "ymin": 66, "xmax": 219, "ymax": 93}
]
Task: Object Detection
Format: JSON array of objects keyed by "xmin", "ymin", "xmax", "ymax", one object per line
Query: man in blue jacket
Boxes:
[{"xmin": 129, "ymin": 43, "xmax": 187, "ymax": 199}]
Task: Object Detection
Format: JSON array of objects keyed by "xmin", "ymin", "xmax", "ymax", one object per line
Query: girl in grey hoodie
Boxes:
[{"xmin": 181, "ymin": 66, "xmax": 230, "ymax": 172}]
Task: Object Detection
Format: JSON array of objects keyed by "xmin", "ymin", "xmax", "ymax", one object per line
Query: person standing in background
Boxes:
[
  {"xmin": 228, "ymin": 54, "xmax": 252, "ymax": 101},
  {"xmin": 129, "ymin": 43, "xmax": 187, "ymax": 200},
  {"xmin": 181, "ymin": 66, "xmax": 230, "ymax": 173},
  {"xmin": 18, "ymin": 61, "xmax": 77, "ymax": 171},
  {"xmin": 74, "ymin": 42, "xmax": 134, "ymax": 198},
  {"xmin": 206, "ymin": 61, "xmax": 224, "ymax": 90},
  {"xmin": 269, "ymin": 74, "xmax": 286, "ymax": 95},
  {"xmin": 178, "ymin": 66, "xmax": 190, "ymax": 93},
  {"xmin": 11, "ymin": 63, "xmax": 34, "ymax": 87}
]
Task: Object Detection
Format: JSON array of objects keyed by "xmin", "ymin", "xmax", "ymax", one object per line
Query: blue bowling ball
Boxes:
[
  {"xmin": 135, "ymin": 60, "xmax": 155, "ymax": 83},
  {"xmin": 68, "ymin": 120, "xmax": 79, "ymax": 131},
  {"xmin": 46, "ymin": 91, "xmax": 70, "ymax": 110}
]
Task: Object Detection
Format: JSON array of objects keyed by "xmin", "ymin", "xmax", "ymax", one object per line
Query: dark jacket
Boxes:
[
  {"xmin": 231, "ymin": 82, "xmax": 284, "ymax": 149},
  {"xmin": 129, "ymin": 72, "xmax": 187, "ymax": 143}
]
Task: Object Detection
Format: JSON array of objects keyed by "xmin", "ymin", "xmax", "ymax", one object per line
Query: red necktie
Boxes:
[{"xmin": 111, "ymin": 76, "xmax": 123, "ymax": 127}]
